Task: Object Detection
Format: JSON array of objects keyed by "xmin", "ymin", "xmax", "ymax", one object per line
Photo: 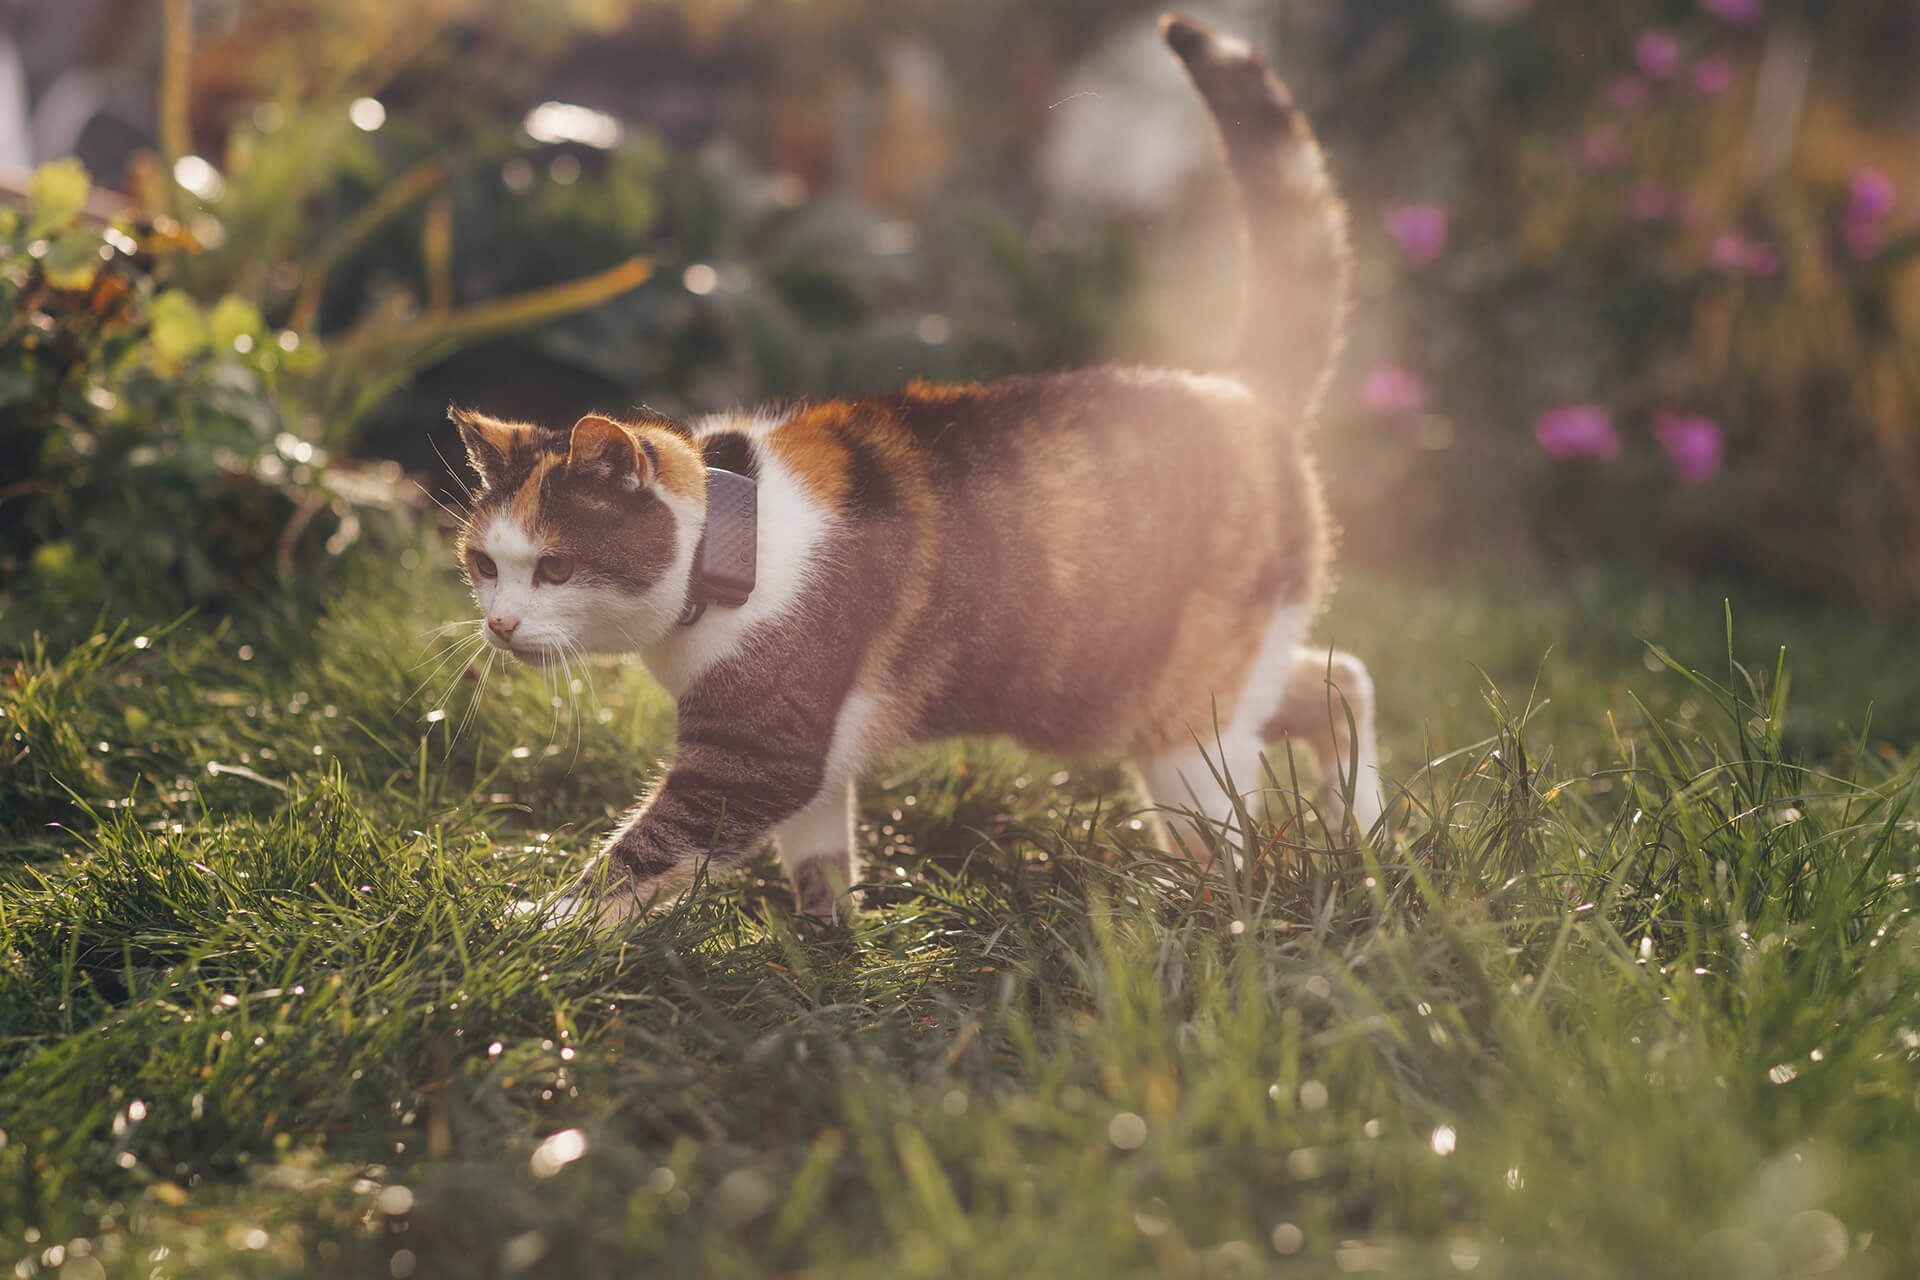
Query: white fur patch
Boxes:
[
  {"xmin": 772, "ymin": 780, "xmax": 855, "ymax": 868},
  {"xmin": 1227, "ymin": 603, "xmax": 1313, "ymax": 744},
  {"xmin": 638, "ymin": 413, "xmax": 836, "ymax": 698},
  {"xmin": 472, "ymin": 481, "xmax": 704, "ymax": 661}
]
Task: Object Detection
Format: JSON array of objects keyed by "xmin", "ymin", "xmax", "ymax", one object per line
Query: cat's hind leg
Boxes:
[
  {"xmin": 1262, "ymin": 648, "xmax": 1384, "ymax": 835},
  {"xmin": 1135, "ymin": 730, "xmax": 1270, "ymax": 861},
  {"xmin": 774, "ymin": 778, "xmax": 861, "ymax": 921}
]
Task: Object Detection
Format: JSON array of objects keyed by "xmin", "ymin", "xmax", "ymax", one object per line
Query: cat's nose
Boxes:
[{"xmin": 488, "ymin": 616, "xmax": 520, "ymax": 639}]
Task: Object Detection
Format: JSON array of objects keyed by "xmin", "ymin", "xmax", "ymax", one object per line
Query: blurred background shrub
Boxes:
[{"xmin": 3, "ymin": 0, "xmax": 1918, "ymax": 611}]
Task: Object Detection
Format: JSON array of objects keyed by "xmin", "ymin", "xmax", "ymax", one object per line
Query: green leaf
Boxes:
[
  {"xmin": 30, "ymin": 539, "xmax": 76, "ymax": 579},
  {"xmin": 148, "ymin": 289, "xmax": 208, "ymax": 373},
  {"xmin": 42, "ymin": 228, "xmax": 105, "ymax": 291},
  {"xmin": 209, "ymin": 295, "xmax": 266, "ymax": 354},
  {"xmin": 27, "ymin": 158, "xmax": 92, "ymax": 238}
]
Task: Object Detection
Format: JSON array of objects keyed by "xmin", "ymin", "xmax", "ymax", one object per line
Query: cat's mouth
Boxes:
[
  {"xmin": 485, "ymin": 634, "xmax": 560, "ymax": 666},
  {"xmin": 508, "ymin": 644, "xmax": 560, "ymax": 667}
]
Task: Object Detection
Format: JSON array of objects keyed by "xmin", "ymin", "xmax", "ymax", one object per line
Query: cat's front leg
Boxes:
[
  {"xmin": 556, "ymin": 749, "xmax": 821, "ymax": 923},
  {"xmin": 552, "ymin": 677, "xmax": 840, "ymax": 923},
  {"xmin": 773, "ymin": 778, "xmax": 860, "ymax": 921}
]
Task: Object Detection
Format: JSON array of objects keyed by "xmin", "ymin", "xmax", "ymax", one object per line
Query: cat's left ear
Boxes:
[
  {"xmin": 567, "ymin": 414, "xmax": 650, "ymax": 492},
  {"xmin": 449, "ymin": 406, "xmax": 513, "ymax": 490}
]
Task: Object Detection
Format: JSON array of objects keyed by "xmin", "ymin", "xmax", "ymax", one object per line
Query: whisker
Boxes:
[
  {"xmin": 426, "ymin": 643, "xmax": 487, "ymax": 729},
  {"xmin": 414, "ymin": 616, "xmax": 483, "ymax": 644},
  {"xmin": 429, "ymin": 438, "xmax": 477, "ymax": 505},
  {"xmin": 454, "ymin": 649, "xmax": 495, "ymax": 746},
  {"xmin": 407, "ymin": 629, "xmax": 486, "ymax": 709},
  {"xmin": 421, "ymin": 485, "xmax": 469, "ymax": 527}
]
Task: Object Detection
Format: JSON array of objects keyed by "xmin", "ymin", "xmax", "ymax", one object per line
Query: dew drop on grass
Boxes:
[
  {"xmin": 1299, "ymin": 1080, "xmax": 1328, "ymax": 1111},
  {"xmin": 1431, "ymin": 1125, "xmax": 1457, "ymax": 1156},
  {"xmin": 1107, "ymin": 1112, "xmax": 1147, "ymax": 1150},
  {"xmin": 1270, "ymin": 1223, "xmax": 1304, "ymax": 1255}
]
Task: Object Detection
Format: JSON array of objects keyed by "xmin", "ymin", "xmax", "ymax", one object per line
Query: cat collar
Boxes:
[{"xmin": 677, "ymin": 467, "xmax": 757, "ymax": 626}]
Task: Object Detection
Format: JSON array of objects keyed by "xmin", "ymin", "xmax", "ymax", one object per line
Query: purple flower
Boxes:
[
  {"xmin": 1848, "ymin": 168, "xmax": 1897, "ymax": 222},
  {"xmin": 1653, "ymin": 414, "xmax": 1725, "ymax": 484},
  {"xmin": 1606, "ymin": 74, "xmax": 1651, "ymax": 110},
  {"xmin": 1384, "ymin": 204, "xmax": 1450, "ymax": 267},
  {"xmin": 1362, "ymin": 364, "xmax": 1428, "ymax": 416},
  {"xmin": 1580, "ymin": 125, "xmax": 1626, "ymax": 171},
  {"xmin": 1535, "ymin": 405, "xmax": 1621, "ymax": 461},
  {"xmin": 1636, "ymin": 30, "xmax": 1681, "ymax": 81},
  {"xmin": 1692, "ymin": 54, "xmax": 1735, "ymax": 97},
  {"xmin": 1841, "ymin": 168, "xmax": 1898, "ymax": 259},
  {"xmin": 1699, "ymin": 0, "xmax": 1761, "ymax": 24}
]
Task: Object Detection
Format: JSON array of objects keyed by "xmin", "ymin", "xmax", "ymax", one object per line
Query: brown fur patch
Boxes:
[{"xmin": 767, "ymin": 404, "xmax": 857, "ymax": 506}]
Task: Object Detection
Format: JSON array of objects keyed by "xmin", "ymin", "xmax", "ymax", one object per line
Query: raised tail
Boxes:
[{"xmin": 1160, "ymin": 13, "xmax": 1350, "ymax": 425}]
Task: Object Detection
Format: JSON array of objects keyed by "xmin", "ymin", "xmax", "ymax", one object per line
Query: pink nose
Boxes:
[{"xmin": 488, "ymin": 616, "xmax": 519, "ymax": 639}]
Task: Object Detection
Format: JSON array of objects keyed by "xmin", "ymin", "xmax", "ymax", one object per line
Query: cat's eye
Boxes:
[
  {"xmin": 536, "ymin": 555, "xmax": 575, "ymax": 585},
  {"xmin": 471, "ymin": 551, "xmax": 497, "ymax": 579}
]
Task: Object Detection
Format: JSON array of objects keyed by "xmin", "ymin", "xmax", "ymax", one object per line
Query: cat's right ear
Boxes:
[
  {"xmin": 449, "ymin": 406, "xmax": 512, "ymax": 490},
  {"xmin": 567, "ymin": 414, "xmax": 651, "ymax": 492}
]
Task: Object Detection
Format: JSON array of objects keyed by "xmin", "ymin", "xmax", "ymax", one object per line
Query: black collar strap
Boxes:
[{"xmin": 677, "ymin": 467, "xmax": 758, "ymax": 626}]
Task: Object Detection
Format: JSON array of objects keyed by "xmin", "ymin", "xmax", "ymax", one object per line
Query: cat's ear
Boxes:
[
  {"xmin": 449, "ymin": 406, "xmax": 513, "ymax": 490},
  {"xmin": 567, "ymin": 414, "xmax": 650, "ymax": 492}
]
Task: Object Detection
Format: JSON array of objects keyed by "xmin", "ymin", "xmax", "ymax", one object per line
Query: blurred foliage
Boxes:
[
  {"xmin": 1307, "ymin": 0, "xmax": 1920, "ymax": 607},
  {"xmin": 19, "ymin": 0, "xmax": 1919, "ymax": 610},
  {"xmin": 0, "ymin": 160, "xmax": 411, "ymax": 606}
]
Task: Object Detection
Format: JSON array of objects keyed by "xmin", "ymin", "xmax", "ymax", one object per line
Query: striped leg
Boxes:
[{"xmin": 556, "ymin": 734, "xmax": 829, "ymax": 926}]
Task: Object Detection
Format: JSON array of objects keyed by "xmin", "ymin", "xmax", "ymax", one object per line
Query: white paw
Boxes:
[{"xmin": 511, "ymin": 888, "xmax": 647, "ymax": 931}]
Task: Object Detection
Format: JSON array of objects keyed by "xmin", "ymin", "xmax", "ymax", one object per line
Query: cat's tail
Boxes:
[{"xmin": 1160, "ymin": 13, "xmax": 1350, "ymax": 426}]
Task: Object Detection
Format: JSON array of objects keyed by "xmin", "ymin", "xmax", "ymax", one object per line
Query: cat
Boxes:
[{"xmin": 449, "ymin": 13, "xmax": 1383, "ymax": 923}]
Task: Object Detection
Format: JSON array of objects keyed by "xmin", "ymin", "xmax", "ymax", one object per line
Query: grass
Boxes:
[{"xmin": 2, "ymin": 546, "xmax": 1917, "ymax": 1278}]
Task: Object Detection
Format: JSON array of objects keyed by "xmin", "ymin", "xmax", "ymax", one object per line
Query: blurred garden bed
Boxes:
[{"xmin": 7, "ymin": 0, "xmax": 1920, "ymax": 619}]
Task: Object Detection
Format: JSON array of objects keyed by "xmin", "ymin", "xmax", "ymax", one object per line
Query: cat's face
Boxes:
[{"xmin": 451, "ymin": 409, "xmax": 706, "ymax": 662}]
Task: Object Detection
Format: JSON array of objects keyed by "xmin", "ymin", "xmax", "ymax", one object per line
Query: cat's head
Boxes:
[{"xmin": 450, "ymin": 407, "xmax": 706, "ymax": 662}]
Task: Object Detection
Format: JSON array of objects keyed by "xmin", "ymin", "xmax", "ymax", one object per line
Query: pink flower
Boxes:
[
  {"xmin": 1606, "ymin": 74, "xmax": 1650, "ymax": 110},
  {"xmin": 1535, "ymin": 405, "xmax": 1621, "ymax": 461},
  {"xmin": 1710, "ymin": 231, "xmax": 1780, "ymax": 277},
  {"xmin": 1580, "ymin": 125, "xmax": 1626, "ymax": 171},
  {"xmin": 1841, "ymin": 168, "xmax": 1897, "ymax": 259},
  {"xmin": 1848, "ymin": 168, "xmax": 1897, "ymax": 222},
  {"xmin": 1653, "ymin": 413, "xmax": 1725, "ymax": 484},
  {"xmin": 1692, "ymin": 54, "xmax": 1735, "ymax": 97},
  {"xmin": 1699, "ymin": 0, "xmax": 1761, "ymax": 24},
  {"xmin": 1362, "ymin": 364, "xmax": 1428, "ymax": 416},
  {"xmin": 1384, "ymin": 204, "xmax": 1450, "ymax": 267},
  {"xmin": 1636, "ymin": 30, "xmax": 1681, "ymax": 81}
]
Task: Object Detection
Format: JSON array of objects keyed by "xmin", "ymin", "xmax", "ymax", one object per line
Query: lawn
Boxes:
[{"xmin": 2, "ymin": 549, "xmax": 1916, "ymax": 1278}]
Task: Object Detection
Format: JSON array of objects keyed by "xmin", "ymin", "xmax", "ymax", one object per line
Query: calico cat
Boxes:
[{"xmin": 451, "ymin": 13, "xmax": 1383, "ymax": 922}]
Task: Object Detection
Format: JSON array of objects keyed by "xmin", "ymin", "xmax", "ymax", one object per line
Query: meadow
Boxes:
[{"xmin": 3, "ymin": 552, "xmax": 1915, "ymax": 1278}]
